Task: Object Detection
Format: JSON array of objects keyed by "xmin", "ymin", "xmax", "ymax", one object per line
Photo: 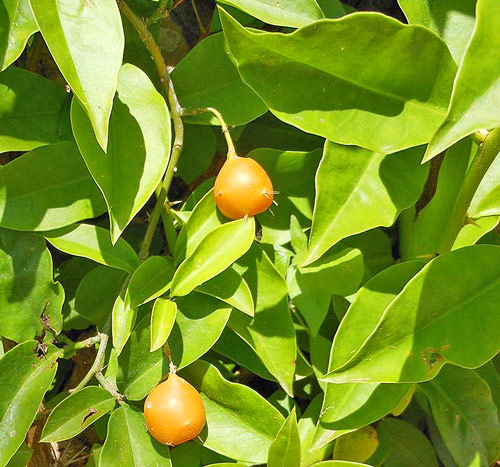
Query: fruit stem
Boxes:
[
  {"xmin": 118, "ymin": 0, "xmax": 185, "ymax": 261},
  {"xmin": 163, "ymin": 341, "xmax": 177, "ymax": 374},
  {"xmin": 437, "ymin": 127, "xmax": 500, "ymax": 253},
  {"xmin": 182, "ymin": 107, "xmax": 237, "ymax": 159}
]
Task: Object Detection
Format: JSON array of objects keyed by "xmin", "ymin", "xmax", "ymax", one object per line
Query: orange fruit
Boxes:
[
  {"xmin": 214, "ymin": 156, "xmax": 273, "ymax": 220},
  {"xmin": 144, "ymin": 372, "xmax": 205, "ymax": 446}
]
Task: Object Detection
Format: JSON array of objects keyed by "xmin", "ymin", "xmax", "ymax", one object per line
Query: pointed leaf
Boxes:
[
  {"xmin": 324, "ymin": 245, "xmax": 500, "ymax": 383},
  {"xmin": 303, "ymin": 142, "xmax": 428, "ymax": 266},
  {"xmin": 221, "ymin": 10, "xmax": 456, "ymax": 154},
  {"xmin": 0, "ymin": 0, "xmax": 38, "ymax": 70},
  {"xmin": 150, "ymin": 297, "xmax": 177, "ymax": 352},
  {"xmin": 71, "ymin": 64, "xmax": 171, "ymax": 242},
  {"xmin": 30, "ymin": 0, "xmax": 124, "ymax": 149},
  {"xmin": 169, "ymin": 292, "xmax": 231, "ymax": 369},
  {"xmin": 44, "ymin": 223, "xmax": 140, "ymax": 274},
  {"xmin": 99, "ymin": 404, "xmax": 171, "ymax": 466},
  {"xmin": 171, "ymin": 217, "xmax": 255, "ymax": 297},
  {"xmin": 425, "ymin": 0, "xmax": 500, "ymax": 161},
  {"xmin": 180, "ymin": 360, "xmax": 284, "ymax": 464},
  {"xmin": 267, "ymin": 408, "xmax": 301, "ymax": 467},
  {"xmin": 0, "ymin": 342, "xmax": 60, "ymax": 466},
  {"xmin": 41, "ymin": 386, "xmax": 115, "ymax": 442},
  {"xmin": 0, "ymin": 141, "xmax": 106, "ymax": 231},
  {"xmin": 0, "ymin": 229, "xmax": 64, "ymax": 342},
  {"xmin": 112, "ymin": 290, "xmax": 137, "ymax": 355}
]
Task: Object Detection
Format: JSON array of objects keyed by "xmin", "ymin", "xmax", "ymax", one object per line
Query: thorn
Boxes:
[
  {"xmin": 243, "ymin": 214, "xmax": 248, "ymax": 223},
  {"xmin": 465, "ymin": 216, "xmax": 480, "ymax": 227},
  {"xmin": 272, "ymin": 199, "xmax": 278, "ymax": 207},
  {"xmin": 268, "ymin": 208, "xmax": 275, "ymax": 217}
]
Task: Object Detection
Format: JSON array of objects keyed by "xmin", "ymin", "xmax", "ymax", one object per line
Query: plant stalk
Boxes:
[{"xmin": 437, "ymin": 127, "xmax": 500, "ymax": 253}]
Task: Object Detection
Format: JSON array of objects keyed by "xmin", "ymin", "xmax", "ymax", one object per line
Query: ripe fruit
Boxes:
[
  {"xmin": 144, "ymin": 372, "xmax": 205, "ymax": 446},
  {"xmin": 214, "ymin": 156, "xmax": 274, "ymax": 220}
]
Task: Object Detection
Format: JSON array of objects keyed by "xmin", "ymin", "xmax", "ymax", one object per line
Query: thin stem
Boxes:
[
  {"xmin": 182, "ymin": 107, "xmax": 236, "ymax": 158},
  {"xmin": 96, "ymin": 373, "xmax": 123, "ymax": 402},
  {"xmin": 147, "ymin": 0, "xmax": 169, "ymax": 25},
  {"xmin": 119, "ymin": 0, "xmax": 184, "ymax": 260},
  {"xmin": 437, "ymin": 127, "xmax": 500, "ymax": 253},
  {"xmin": 61, "ymin": 334, "xmax": 101, "ymax": 358},
  {"xmin": 71, "ymin": 333, "xmax": 109, "ymax": 392},
  {"xmin": 190, "ymin": 0, "xmax": 206, "ymax": 35},
  {"xmin": 164, "ymin": 341, "xmax": 177, "ymax": 373}
]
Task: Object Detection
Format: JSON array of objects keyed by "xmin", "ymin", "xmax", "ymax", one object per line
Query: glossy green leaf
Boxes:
[
  {"xmin": 172, "ymin": 33, "xmax": 266, "ymax": 126},
  {"xmin": 112, "ymin": 290, "xmax": 137, "ymax": 355},
  {"xmin": 267, "ymin": 408, "xmax": 301, "ymax": 467},
  {"xmin": 117, "ymin": 314, "xmax": 169, "ymax": 401},
  {"xmin": 221, "ymin": 10, "xmax": 456, "ymax": 154},
  {"xmin": 180, "ymin": 360, "xmax": 284, "ymax": 464},
  {"xmin": 150, "ymin": 297, "xmax": 177, "ymax": 352},
  {"xmin": 126, "ymin": 256, "xmax": 174, "ymax": 309},
  {"xmin": 99, "ymin": 404, "xmax": 171, "ymax": 466},
  {"xmin": 169, "ymin": 293, "xmax": 231, "ymax": 369},
  {"xmin": 371, "ymin": 418, "xmax": 438, "ymax": 467},
  {"xmin": 174, "ymin": 189, "xmax": 225, "ymax": 265},
  {"xmin": 171, "ymin": 217, "xmax": 255, "ymax": 297},
  {"xmin": 425, "ymin": 0, "xmax": 500, "ymax": 161},
  {"xmin": 453, "ymin": 216, "xmax": 500, "ymax": 250},
  {"xmin": 5, "ymin": 443, "xmax": 32, "ymax": 467},
  {"xmin": 75, "ymin": 266, "xmax": 126, "ymax": 328},
  {"xmin": 0, "ymin": 141, "xmax": 106, "ymax": 231},
  {"xmin": 324, "ymin": 245, "xmax": 500, "ymax": 383},
  {"xmin": 196, "ymin": 266, "xmax": 254, "ymax": 316},
  {"xmin": 30, "ymin": 0, "xmax": 124, "ymax": 150},
  {"xmin": 0, "ymin": 342, "xmax": 60, "ymax": 466},
  {"xmin": 252, "ymin": 148, "xmax": 322, "ymax": 246},
  {"xmin": 408, "ymin": 138, "xmax": 472, "ymax": 258},
  {"xmin": 330, "ymin": 261, "xmax": 425, "ymax": 371},
  {"xmin": 230, "ymin": 244, "xmax": 297, "ymax": 395},
  {"xmin": 333, "ymin": 426, "xmax": 379, "ymax": 463},
  {"xmin": 44, "ymin": 223, "xmax": 140, "ymax": 274},
  {"xmin": 41, "ymin": 386, "xmax": 115, "ymax": 442},
  {"xmin": 303, "ymin": 142, "xmax": 428, "ymax": 266},
  {"xmin": 470, "ymin": 148, "xmax": 500, "ymax": 218},
  {"xmin": 71, "ymin": 63, "xmax": 171, "ymax": 243},
  {"xmin": 0, "ymin": 229, "xmax": 64, "ymax": 342},
  {"xmin": 398, "ymin": 0, "xmax": 477, "ymax": 63},
  {"xmin": 0, "ymin": 67, "xmax": 67, "ymax": 153},
  {"xmin": 420, "ymin": 365, "xmax": 500, "ymax": 465},
  {"xmin": 475, "ymin": 361, "xmax": 500, "ymax": 416},
  {"xmin": 312, "ymin": 463, "xmax": 371, "ymax": 467},
  {"xmin": 218, "ymin": 0, "xmax": 324, "ymax": 27},
  {"xmin": 0, "ymin": 0, "xmax": 38, "ymax": 70},
  {"xmin": 288, "ymin": 245, "xmax": 363, "ymax": 335}
]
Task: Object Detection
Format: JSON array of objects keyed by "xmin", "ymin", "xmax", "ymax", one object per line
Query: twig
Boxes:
[
  {"xmin": 190, "ymin": 0, "xmax": 206, "ymax": 36},
  {"xmin": 147, "ymin": 0, "xmax": 169, "ymax": 25},
  {"xmin": 71, "ymin": 333, "xmax": 109, "ymax": 393}
]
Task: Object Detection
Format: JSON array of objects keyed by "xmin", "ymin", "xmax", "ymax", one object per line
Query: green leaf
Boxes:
[
  {"xmin": 172, "ymin": 33, "xmax": 266, "ymax": 126},
  {"xmin": 312, "ymin": 463, "xmax": 371, "ymax": 467},
  {"xmin": 221, "ymin": 10, "xmax": 456, "ymax": 154},
  {"xmin": 290, "ymin": 215, "xmax": 307, "ymax": 253},
  {"xmin": 370, "ymin": 418, "xmax": 438, "ymax": 467},
  {"xmin": 0, "ymin": 229, "xmax": 64, "ymax": 342},
  {"xmin": 302, "ymin": 142, "xmax": 428, "ymax": 266},
  {"xmin": 475, "ymin": 361, "xmax": 500, "ymax": 417},
  {"xmin": 171, "ymin": 217, "xmax": 255, "ymax": 297},
  {"xmin": 126, "ymin": 256, "xmax": 175, "ymax": 309},
  {"xmin": 425, "ymin": 0, "xmax": 500, "ymax": 161},
  {"xmin": 252, "ymin": 148, "xmax": 322, "ymax": 246},
  {"xmin": 41, "ymin": 386, "xmax": 115, "ymax": 442},
  {"xmin": 75, "ymin": 266, "xmax": 126, "ymax": 328},
  {"xmin": 324, "ymin": 245, "xmax": 500, "ymax": 383},
  {"xmin": 180, "ymin": 360, "xmax": 285, "ymax": 464},
  {"xmin": 99, "ymin": 404, "xmax": 171, "ymax": 466},
  {"xmin": 0, "ymin": 1, "xmax": 37, "ymax": 70},
  {"xmin": 196, "ymin": 266, "xmax": 254, "ymax": 316},
  {"xmin": 112, "ymin": 290, "xmax": 137, "ymax": 356},
  {"xmin": 0, "ymin": 66, "xmax": 67, "ymax": 153},
  {"xmin": 71, "ymin": 63, "xmax": 171, "ymax": 243},
  {"xmin": 329, "ymin": 261, "xmax": 425, "ymax": 372},
  {"xmin": 0, "ymin": 141, "xmax": 106, "ymax": 231},
  {"xmin": 470, "ymin": 146, "xmax": 500, "ymax": 218},
  {"xmin": 316, "ymin": 0, "xmax": 346, "ymax": 19},
  {"xmin": 453, "ymin": 216, "xmax": 500, "ymax": 250},
  {"xmin": 175, "ymin": 189, "xmax": 225, "ymax": 265},
  {"xmin": 408, "ymin": 138, "xmax": 473, "ymax": 258},
  {"xmin": 30, "ymin": 0, "xmax": 124, "ymax": 150},
  {"xmin": 230, "ymin": 244, "xmax": 297, "ymax": 395},
  {"xmin": 420, "ymin": 365, "xmax": 500, "ymax": 465},
  {"xmin": 150, "ymin": 297, "xmax": 177, "ymax": 352},
  {"xmin": 398, "ymin": 0, "xmax": 477, "ymax": 63},
  {"xmin": 169, "ymin": 292, "xmax": 231, "ymax": 369},
  {"xmin": 288, "ymin": 245, "xmax": 363, "ymax": 335},
  {"xmin": 267, "ymin": 408, "xmax": 301, "ymax": 467},
  {"xmin": 5, "ymin": 444, "xmax": 32, "ymax": 467},
  {"xmin": 44, "ymin": 223, "xmax": 140, "ymax": 274},
  {"xmin": 0, "ymin": 342, "xmax": 60, "ymax": 466},
  {"xmin": 333, "ymin": 426, "xmax": 379, "ymax": 463},
  {"xmin": 217, "ymin": 0, "xmax": 324, "ymax": 27},
  {"xmin": 117, "ymin": 314, "xmax": 169, "ymax": 401}
]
